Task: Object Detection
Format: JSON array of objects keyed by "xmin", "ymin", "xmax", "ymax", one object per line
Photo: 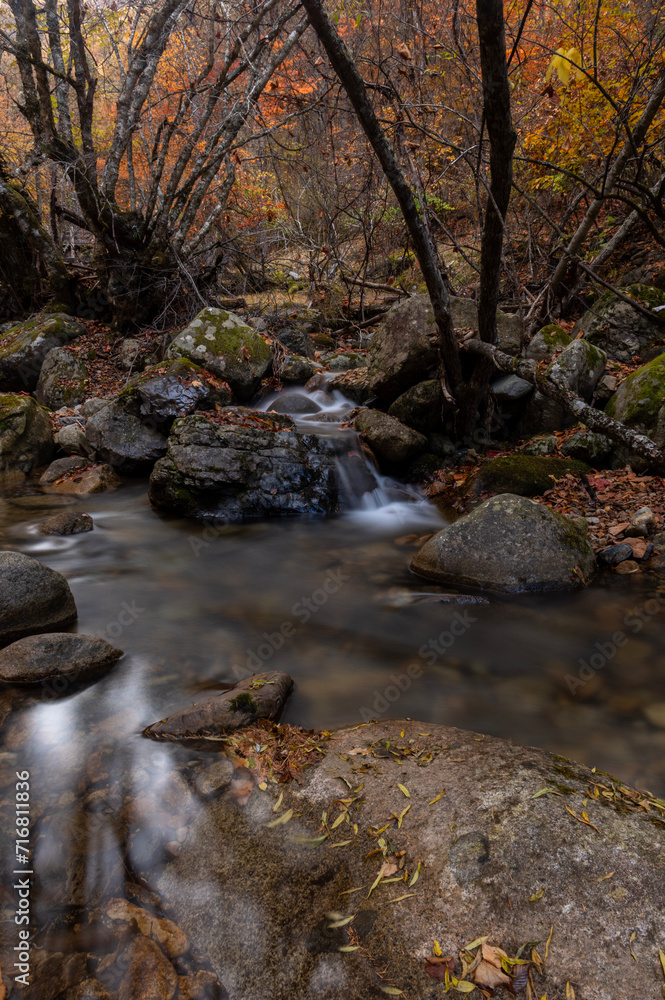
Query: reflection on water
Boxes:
[{"xmin": 1, "ymin": 478, "xmax": 665, "ymax": 990}]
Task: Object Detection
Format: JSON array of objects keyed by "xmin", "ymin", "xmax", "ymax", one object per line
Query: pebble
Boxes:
[{"xmin": 597, "ymin": 544, "xmax": 633, "ymax": 567}]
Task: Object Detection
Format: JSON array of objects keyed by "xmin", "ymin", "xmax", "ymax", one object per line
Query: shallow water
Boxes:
[{"xmin": 2, "ymin": 478, "xmax": 665, "ymax": 797}]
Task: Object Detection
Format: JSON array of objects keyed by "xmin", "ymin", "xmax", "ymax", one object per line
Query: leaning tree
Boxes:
[{"xmin": 0, "ymin": 0, "xmax": 307, "ymax": 327}]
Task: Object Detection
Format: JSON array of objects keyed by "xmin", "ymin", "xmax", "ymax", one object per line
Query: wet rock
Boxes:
[
  {"xmin": 39, "ymin": 455, "xmax": 86, "ymax": 484},
  {"xmin": 148, "ymin": 408, "xmax": 347, "ymax": 519},
  {"xmin": 156, "ymin": 718, "xmax": 665, "ymax": 1000},
  {"xmin": 328, "ymin": 366, "xmax": 372, "ymax": 402},
  {"xmin": 80, "ymin": 397, "xmax": 109, "ymax": 417},
  {"xmin": 0, "ymin": 551, "xmax": 77, "ymax": 646},
  {"xmin": 176, "ymin": 970, "xmax": 227, "ymax": 1000},
  {"xmin": 491, "ymin": 374, "xmax": 533, "ymax": 401},
  {"xmin": 606, "ymin": 354, "xmax": 665, "ymax": 452},
  {"xmin": 355, "ymin": 409, "xmax": 427, "ymax": 466},
  {"xmin": 574, "ymin": 283, "xmax": 665, "ymax": 361},
  {"xmin": 0, "ymin": 313, "xmax": 86, "ymax": 392},
  {"xmin": 55, "ymin": 421, "xmax": 93, "ymax": 457},
  {"xmin": 34, "ymin": 347, "xmax": 89, "ymax": 409},
  {"xmin": 322, "ymin": 352, "xmax": 366, "ymax": 371},
  {"xmin": 268, "ymin": 393, "xmax": 321, "ymax": 415},
  {"xmin": 467, "ymin": 454, "xmax": 588, "ymax": 497},
  {"xmin": 625, "ymin": 506, "xmax": 657, "ymax": 537},
  {"xmin": 387, "ymin": 379, "xmax": 444, "ymax": 433},
  {"xmin": 118, "ymin": 337, "xmax": 144, "ymax": 371},
  {"xmin": 274, "ymin": 326, "xmax": 316, "ymax": 359},
  {"xmin": 597, "ymin": 544, "xmax": 633, "ymax": 567},
  {"xmin": 561, "ymin": 429, "xmax": 614, "ymax": 465},
  {"xmin": 195, "ymin": 757, "xmax": 235, "ymax": 797},
  {"xmin": 86, "ymin": 398, "xmax": 168, "ymax": 474},
  {"xmin": 412, "ymin": 493, "xmax": 596, "ymax": 592},
  {"xmin": 103, "ymin": 898, "xmax": 188, "ymax": 959},
  {"xmin": 280, "ymin": 354, "xmax": 323, "ymax": 384},
  {"xmin": 144, "ymin": 671, "xmax": 293, "ymax": 741},
  {"xmin": 0, "ymin": 393, "xmax": 53, "ymax": 474},
  {"xmin": 38, "ymin": 511, "xmax": 94, "ymax": 534},
  {"xmin": 132, "ymin": 359, "xmax": 232, "ymax": 423},
  {"xmin": 117, "ymin": 934, "xmax": 177, "ymax": 1000},
  {"xmin": 71, "ymin": 981, "xmax": 113, "ymax": 1000},
  {"xmin": 615, "ymin": 558, "xmax": 640, "ymax": 574},
  {"xmin": 0, "ymin": 633, "xmax": 122, "ymax": 684},
  {"xmin": 167, "ymin": 307, "xmax": 273, "ymax": 400},
  {"xmin": 45, "ymin": 463, "xmax": 121, "ymax": 494},
  {"xmin": 525, "ymin": 323, "xmax": 572, "ymax": 361}
]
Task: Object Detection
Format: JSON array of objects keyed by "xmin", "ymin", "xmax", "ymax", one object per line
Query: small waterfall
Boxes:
[{"xmin": 258, "ymin": 382, "xmax": 444, "ymax": 531}]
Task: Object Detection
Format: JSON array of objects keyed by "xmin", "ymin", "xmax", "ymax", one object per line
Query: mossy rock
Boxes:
[
  {"xmin": 574, "ymin": 284, "xmax": 665, "ymax": 362},
  {"xmin": 35, "ymin": 347, "xmax": 89, "ymax": 410},
  {"xmin": 526, "ymin": 324, "xmax": 572, "ymax": 361},
  {"xmin": 0, "ymin": 314, "xmax": 86, "ymax": 392},
  {"xmin": 0, "ymin": 393, "xmax": 53, "ymax": 472},
  {"xmin": 605, "ymin": 353, "xmax": 665, "ymax": 446},
  {"xmin": 468, "ymin": 454, "xmax": 589, "ymax": 497},
  {"xmin": 167, "ymin": 307, "xmax": 273, "ymax": 401},
  {"xmin": 521, "ymin": 434, "xmax": 557, "ymax": 456},
  {"xmin": 388, "ymin": 379, "xmax": 444, "ymax": 433}
]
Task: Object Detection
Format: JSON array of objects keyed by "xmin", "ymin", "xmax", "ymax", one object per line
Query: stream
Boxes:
[{"xmin": 1, "ymin": 384, "xmax": 665, "ymax": 993}]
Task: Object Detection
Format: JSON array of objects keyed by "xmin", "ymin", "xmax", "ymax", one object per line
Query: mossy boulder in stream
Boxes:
[
  {"xmin": 467, "ymin": 454, "xmax": 588, "ymax": 497},
  {"xmin": 167, "ymin": 307, "xmax": 273, "ymax": 400},
  {"xmin": 574, "ymin": 283, "xmax": 665, "ymax": 361},
  {"xmin": 412, "ymin": 493, "xmax": 595, "ymax": 592},
  {"xmin": 148, "ymin": 407, "xmax": 349, "ymax": 519},
  {"xmin": 155, "ymin": 719, "xmax": 665, "ymax": 1000},
  {"xmin": 0, "ymin": 313, "xmax": 85, "ymax": 391},
  {"xmin": 0, "ymin": 393, "xmax": 53, "ymax": 476},
  {"xmin": 605, "ymin": 352, "xmax": 665, "ymax": 446}
]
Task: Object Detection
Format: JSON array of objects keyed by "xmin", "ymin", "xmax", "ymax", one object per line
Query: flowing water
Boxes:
[{"xmin": 1, "ymin": 386, "xmax": 665, "ymax": 993}]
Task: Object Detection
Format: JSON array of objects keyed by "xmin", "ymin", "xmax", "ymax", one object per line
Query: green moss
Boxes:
[
  {"xmin": 623, "ymin": 283, "xmax": 665, "ymax": 309},
  {"xmin": 539, "ymin": 324, "xmax": 571, "ymax": 349},
  {"xmin": 229, "ymin": 692, "xmax": 258, "ymax": 713},
  {"xmin": 605, "ymin": 353, "xmax": 665, "ymax": 429},
  {"xmin": 471, "ymin": 454, "xmax": 589, "ymax": 497}
]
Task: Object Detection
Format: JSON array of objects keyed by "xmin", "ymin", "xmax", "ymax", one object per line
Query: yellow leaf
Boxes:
[
  {"xmin": 338, "ymin": 945, "xmax": 359, "ymax": 952},
  {"xmin": 464, "ymin": 935, "xmax": 489, "ymax": 951},
  {"xmin": 566, "ymin": 983, "xmax": 575, "ymax": 999},
  {"xmin": 433, "ymin": 939, "xmax": 443, "ymax": 957},
  {"xmin": 409, "ymin": 861, "xmax": 421, "ymax": 886},
  {"xmin": 380, "ymin": 989, "xmax": 404, "ymax": 996},
  {"xmin": 272, "ymin": 792, "xmax": 283, "ymax": 813},
  {"xmin": 629, "ymin": 931, "xmax": 637, "ymax": 962},
  {"xmin": 660, "ymin": 948, "xmax": 665, "ymax": 978},
  {"xmin": 545, "ymin": 924, "xmax": 554, "ymax": 959},
  {"xmin": 396, "ymin": 804, "xmax": 410, "ymax": 828},
  {"xmin": 398, "ymin": 783, "xmax": 410, "ymax": 798},
  {"xmin": 331, "ymin": 811, "xmax": 347, "ymax": 830},
  {"xmin": 453, "ymin": 982, "xmax": 476, "ymax": 994},
  {"xmin": 265, "ymin": 808, "xmax": 293, "ymax": 828},
  {"xmin": 530, "ymin": 888, "xmax": 545, "ymax": 902},
  {"xmin": 429, "ymin": 789, "xmax": 446, "ymax": 805},
  {"xmin": 328, "ymin": 914, "xmax": 355, "ymax": 928}
]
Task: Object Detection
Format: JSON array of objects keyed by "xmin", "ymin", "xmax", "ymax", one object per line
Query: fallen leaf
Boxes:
[
  {"xmin": 530, "ymin": 888, "xmax": 546, "ymax": 902},
  {"xmin": 398, "ymin": 783, "xmax": 410, "ymax": 798},
  {"xmin": 545, "ymin": 924, "xmax": 554, "ymax": 959},
  {"xmin": 429, "ymin": 789, "xmax": 446, "ymax": 805},
  {"xmin": 473, "ymin": 959, "xmax": 511, "ymax": 990},
  {"xmin": 566, "ymin": 983, "xmax": 576, "ymax": 999},
  {"xmin": 338, "ymin": 945, "xmax": 359, "ymax": 952},
  {"xmin": 265, "ymin": 808, "xmax": 293, "ymax": 828},
  {"xmin": 380, "ymin": 988, "xmax": 404, "ymax": 996},
  {"xmin": 464, "ymin": 935, "xmax": 489, "ymax": 951},
  {"xmin": 591, "ymin": 871, "xmax": 615, "ymax": 882},
  {"xmin": 328, "ymin": 914, "xmax": 355, "ymax": 929},
  {"xmin": 629, "ymin": 931, "xmax": 637, "ymax": 962}
]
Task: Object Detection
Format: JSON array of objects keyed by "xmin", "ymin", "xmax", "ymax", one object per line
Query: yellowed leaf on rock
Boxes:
[
  {"xmin": 453, "ymin": 979, "xmax": 477, "ymax": 993},
  {"xmin": 429, "ymin": 789, "xmax": 446, "ymax": 805},
  {"xmin": 464, "ymin": 935, "xmax": 489, "ymax": 951},
  {"xmin": 265, "ymin": 808, "xmax": 293, "ymax": 828},
  {"xmin": 566, "ymin": 983, "xmax": 576, "ymax": 999},
  {"xmin": 473, "ymin": 959, "xmax": 511, "ymax": 990},
  {"xmin": 629, "ymin": 931, "xmax": 637, "ymax": 962},
  {"xmin": 545, "ymin": 924, "xmax": 554, "ymax": 959},
  {"xmin": 659, "ymin": 948, "xmax": 665, "ymax": 978},
  {"xmin": 398, "ymin": 783, "xmax": 410, "ymax": 798}
]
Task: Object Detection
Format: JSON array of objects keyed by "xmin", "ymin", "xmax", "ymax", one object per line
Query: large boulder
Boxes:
[
  {"xmin": 0, "ymin": 551, "xmax": 77, "ymax": 646},
  {"xmin": 411, "ymin": 493, "xmax": 595, "ymax": 592},
  {"xmin": 574, "ymin": 284, "xmax": 665, "ymax": 361},
  {"xmin": 0, "ymin": 313, "xmax": 86, "ymax": 391},
  {"xmin": 85, "ymin": 360, "xmax": 230, "ymax": 473},
  {"xmin": 0, "ymin": 393, "xmax": 53, "ymax": 476},
  {"xmin": 148, "ymin": 407, "xmax": 348, "ymax": 520},
  {"xmin": 367, "ymin": 295, "xmax": 522, "ymax": 402},
  {"xmin": 467, "ymin": 454, "xmax": 588, "ymax": 497},
  {"xmin": 387, "ymin": 379, "xmax": 444, "ymax": 433},
  {"xmin": 167, "ymin": 308, "xmax": 273, "ymax": 400},
  {"xmin": 520, "ymin": 339, "xmax": 606, "ymax": 434},
  {"xmin": 34, "ymin": 347, "xmax": 89, "ymax": 409},
  {"xmin": 355, "ymin": 409, "xmax": 427, "ymax": 466},
  {"xmin": 525, "ymin": 323, "xmax": 572, "ymax": 361},
  {"xmin": 156, "ymin": 718, "xmax": 665, "ymax": 1000},
  {"xmin": 605, "ymin": 353, "xmax": 665, "ymax": 446},
  {"xmin": 0, "ymin": 633, "xmax": 121, "ymax": 684}
]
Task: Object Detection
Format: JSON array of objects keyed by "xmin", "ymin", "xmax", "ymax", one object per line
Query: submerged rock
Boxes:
[
  {"xmin": 0, "ymin": 551, "xmax": 77, "ymax": 645},
  {"xmin": 148, "ymin": 408, "xmax": 347, "ymax": 520},
  {"xmin": 34, "ymin": 347, "xmax": 89, "ymax": 409},
  {"xmin": 143, "ymin": 671, "xmax": 293, "ymax": 740},
  {"xmin": 574, "ymin": 283, "xmax": 665, "ymax": 361},
  {"xmin": 39, "ymin": 511, "xmax": 94, "ymax": 534},
  {"xmin": 167, "ymin": 307, "xmax": 273, "ymax": 400},
  {"xmin": 0, "ymin": 633, "xmax": 122, "ymax": 684},
  {"xmin": 0, "ymin": 393, "xmax": 53, "ymax": 474},
  {"xmin": 355, "ymin": 409, "xmax": 427, "ymax": 466},
  {"xmin": 0, "ymin": 313, "xmax": 85, "ymax": 392},
  {"xmin": 268, "ymin": 393, "xmax": 321, "ymax": 415},
  {"xmin": 411, "ymin": 493, "xmax": 595, "ymax": 592},
  {"xmin": 156, "ymin": 718, "xmax": 665, "ymax": 1000},
  {"xmin": 280, "ymin": 354, "xmax": 323, "ymax": 384}
]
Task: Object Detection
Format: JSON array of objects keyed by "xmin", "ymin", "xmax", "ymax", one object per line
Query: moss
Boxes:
[
  {"xmin": 623, "ymin": 283, "xmax": 665, "ymax": 309},
  {"xmin": 605, "ymin": 353, "xmax": 665, "ymax": 430},
  {"xmin": 539, "ymin": 324, "xmax": 571, "ymax": 349},
  {"xmin": 229, "ymin": 692, "xmax": 258, "ymax": 713},
  {"xmin": 470, "ymin": 454, "xmax": 589, "ymax": 497}
]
